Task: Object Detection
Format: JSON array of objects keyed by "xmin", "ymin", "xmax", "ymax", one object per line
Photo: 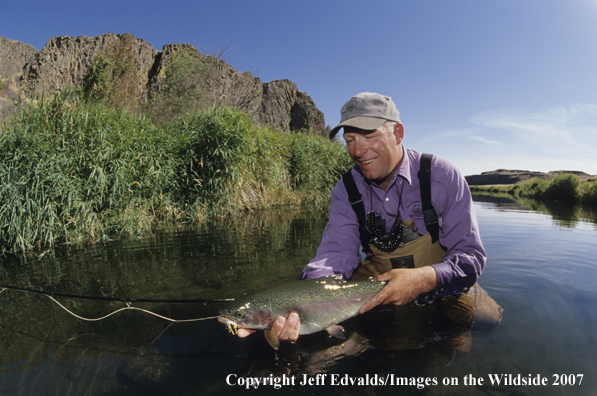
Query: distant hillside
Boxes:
[
  {"xmin": 0, "ymin": 33, "xmax": 324, "ymax": 133},
  {"xmin": 465, "ymin": 169, "xmax": 596, "ymax": 186}
]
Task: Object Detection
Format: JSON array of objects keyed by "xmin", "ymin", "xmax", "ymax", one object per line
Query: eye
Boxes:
[{"xmin": 235, "ymin": 311, "xmax": 245, "ymax": 318}]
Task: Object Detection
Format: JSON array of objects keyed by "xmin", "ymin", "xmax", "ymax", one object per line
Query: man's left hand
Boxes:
[{"xmin": 358, "ymin": 266, "xmax": 438, "ymax": 314}]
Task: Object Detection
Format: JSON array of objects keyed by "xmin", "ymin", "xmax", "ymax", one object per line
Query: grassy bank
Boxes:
[
  {"xmin": 0, "ymin": 91, "xmax": 353, "ymax": 256},
  {"xmin": 469, "ymin": 174, "xmax": 597, "ymax": 207}
]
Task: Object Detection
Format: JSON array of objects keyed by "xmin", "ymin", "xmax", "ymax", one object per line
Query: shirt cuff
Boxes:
[
  {"xmin": 417, "ymin": 262, "xmax": 473, "ymax": 303},
  {"xmin": 300, "ymin": 262, "xmax": 336, "ymax": 280}
]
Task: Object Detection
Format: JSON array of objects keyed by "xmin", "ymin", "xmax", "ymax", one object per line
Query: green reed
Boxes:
[
  {"xmin": 470, "ymin": 173, "xmax": 597, "ymax": 207},
  {"xmin": 0, "ymin": 91, "xmax": 352, "ymax": 255}
]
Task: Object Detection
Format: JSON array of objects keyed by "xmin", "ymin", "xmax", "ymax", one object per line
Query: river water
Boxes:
[{"xmin": 1, "ymin": 197, "xmax": 596, "ymax": 395}]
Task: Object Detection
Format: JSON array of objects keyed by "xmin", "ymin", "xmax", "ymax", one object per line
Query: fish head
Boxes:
[{"xmin": 218, "ymin": 301, "xmax": 274, "ymax": 334}]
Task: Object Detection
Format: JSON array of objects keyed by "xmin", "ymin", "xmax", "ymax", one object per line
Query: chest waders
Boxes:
[{"xmin": 343, "ymin": 154, "xmax": 502, "ymax": 330}]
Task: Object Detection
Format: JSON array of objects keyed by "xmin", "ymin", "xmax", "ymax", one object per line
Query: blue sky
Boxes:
[{"xmin": 3, "ymin": 0, "xmax": 597, "ymax": 176}]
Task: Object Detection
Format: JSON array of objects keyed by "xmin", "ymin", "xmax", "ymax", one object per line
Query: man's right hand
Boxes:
[{"xmin": 237, "ymin": 312, "xmax": 301, "ymax": 342}]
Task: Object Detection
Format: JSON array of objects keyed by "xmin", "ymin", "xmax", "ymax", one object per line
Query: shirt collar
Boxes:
[{"xmin": 394, "ymin": 146, "xmax": 413, "ymax": 186}]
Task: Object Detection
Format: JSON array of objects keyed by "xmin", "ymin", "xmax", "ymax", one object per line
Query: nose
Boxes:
[{"xmin": 351, "ymin": 136, "xmax": 368, "ymax": 158}]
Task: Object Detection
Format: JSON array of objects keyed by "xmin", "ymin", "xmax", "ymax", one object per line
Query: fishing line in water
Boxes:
[
  {"xmin": 0, "ymin": 283, "xmax": 234, "ymax": 303},
  {"xmin": 0, "ymin": 284, "xmax": 229, "ymax": 323},
  {"xmin": 45, "ymin": 295, "xmax": 221, "ymax": 323}
]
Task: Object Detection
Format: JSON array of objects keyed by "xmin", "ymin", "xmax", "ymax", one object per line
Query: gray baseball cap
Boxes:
[{"xmin": 329, "ymin": 92, "xmax": 401, "ymax": 139}]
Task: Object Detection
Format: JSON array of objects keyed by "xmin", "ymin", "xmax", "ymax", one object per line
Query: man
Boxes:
[{"xmin": 238, "ymin": 92, "xmax": 489, "ymax": 342}]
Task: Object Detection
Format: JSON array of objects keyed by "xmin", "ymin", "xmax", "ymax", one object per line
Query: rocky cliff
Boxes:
[
  {"xmin": 20, "ymin": 33, "xmax": 156, "ymax": 101},
  {"xmin": 0, "ymin": 37, "xmax": 37, "ymax": 118},
  {"xmin": 465, "ymin": 169, "xmax": 595, "ymax": 185},
  {"xmin": 0, "ymin": 33, "xmax": 324, "ymax": 133},
  {"xmin": 148, "ymin": 43, "xmax": 324, "ymax": 132},
  {"xmin": 0, "ymin": 37, "xmax": 37, "ymax": 81}
]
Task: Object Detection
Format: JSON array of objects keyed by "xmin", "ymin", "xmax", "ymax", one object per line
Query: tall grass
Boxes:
[
  {"xmin": 0, "ymin": 91, "xmax": 352, "ymax": 255},
  {"xmin": 470, "ymin": 173, "xmax": 597, "ymax": 207}
]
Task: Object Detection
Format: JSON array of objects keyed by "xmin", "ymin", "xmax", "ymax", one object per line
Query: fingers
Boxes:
[
  {"xmin": 236, "ymin": 312, "xmax": 301, "ymax": 345},
  {"xmin": 276, "ymin": 312, "xmax": 301, "ymax": 342},
  {"xmin": 359, "ymin": 271, "xmax": 398, "ymax": 314},
  {"xmin": 359, "ymin": 286, "xmax": 391, "ymax": 314},
  {"xmin": 358, "ymin": 272, "xmax": 393, "ymax": 313},
  {"xmin": 359, "ymin": 267, "xmax": 438, "ymax": 314},
  {"xmin": 237, "ymin": 328, "xmax": 256, "ymax": 338}
]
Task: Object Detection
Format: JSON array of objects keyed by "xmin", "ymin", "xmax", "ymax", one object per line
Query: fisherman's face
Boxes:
[{"xmin": 344, "ymin": 123, "xmax": 404, "ymax": 190}]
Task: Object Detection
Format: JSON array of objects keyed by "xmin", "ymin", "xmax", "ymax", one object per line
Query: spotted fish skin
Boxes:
[{"xmin": 219, "ymin": 275, "xmax": 385, "ymax": 347}]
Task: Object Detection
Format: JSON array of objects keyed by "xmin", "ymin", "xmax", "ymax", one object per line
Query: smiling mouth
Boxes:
[{"xmin": 359, "ymin": 158, "xmax": 375, "ymax": 165}]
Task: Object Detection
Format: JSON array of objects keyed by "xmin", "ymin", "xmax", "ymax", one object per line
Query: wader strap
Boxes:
[
  {"xmin": 417, "ymin": 153, "xmax": 440, "ymax": 244},
  {"xmin": 342, "ymin": 171, "xmax": 372, "ymax": 253}
]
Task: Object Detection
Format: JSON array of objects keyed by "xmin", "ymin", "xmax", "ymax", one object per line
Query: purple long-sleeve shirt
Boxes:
[{"xmin": 301, "ymin": 148, "xmax": 486, "ymax": 298}]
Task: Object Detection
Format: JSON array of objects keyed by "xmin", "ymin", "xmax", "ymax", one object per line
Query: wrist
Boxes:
[
  {"xmin": 418, "ymin": 266, "xmax": 438, "ymax": 293},
  {"xmin": 414, "ymin": 266, "xmax": 439, "ymax": 306}
]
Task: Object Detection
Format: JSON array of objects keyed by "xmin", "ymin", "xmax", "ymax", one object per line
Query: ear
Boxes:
[{"xmin": 393, "ymin": 123, "xmax": 404, "ymax": 144}]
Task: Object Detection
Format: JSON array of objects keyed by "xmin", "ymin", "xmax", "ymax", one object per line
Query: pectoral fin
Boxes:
[
  {"xmin": 326, "ymin": 324, "xmax": 346, "ymax": 339},
  {"xmin": 264, "ymin": 327, "xmax": 280, "ymax": 350}
]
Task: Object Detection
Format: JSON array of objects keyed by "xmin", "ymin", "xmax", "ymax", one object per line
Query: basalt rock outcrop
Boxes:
[
  {"xmin": 20, "ymin": 33, "xmax": 157, "ymax": 100},
  {"xmin": 465, "ymin": 169, "xmax": 595, "ymax": 185},
  {"xmin": 148, "ymin": 43, "xmax": 324, "ymax": 132},
  {"xmin": 0, "ymin": 33, "xmax": 324, "ymax": 133},
  {"xmin": 0, "ymin": 37, "xmax": 37, "ymax": 81},
  {"xmin": 0, "ymin": 37, "xmax": 37, "ymax": 118}
]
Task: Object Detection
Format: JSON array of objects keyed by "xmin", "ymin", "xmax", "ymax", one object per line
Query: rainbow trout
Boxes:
[{"xmin": 218, "ymin": 275, "xmax": 385, "ymax": 350}]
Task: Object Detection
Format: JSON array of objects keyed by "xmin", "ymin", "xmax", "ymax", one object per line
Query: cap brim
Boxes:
[{"xmin": 329, "ymin": 117, "xmax": 387, "ymax": 139}]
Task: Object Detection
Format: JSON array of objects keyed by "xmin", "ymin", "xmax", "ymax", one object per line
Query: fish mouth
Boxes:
[{"xmin": 218, "ymin": 316, "xmax": 241, "ymax": 335}]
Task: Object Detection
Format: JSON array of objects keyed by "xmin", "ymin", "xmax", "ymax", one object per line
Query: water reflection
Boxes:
[
  {"xmin": 217, "ymin": 301, "xmax": 478, "ymax": 396},
  {"xmin": 473, "ymin": 194, "xmax": 597, "ymax": 229},
  {"xmin": 1, "ymin": 209, "xmax": 332, "ymax": 394},
  {"xmin": 2, "ymin": 201, "xmax": 597, "ymax": 395}
]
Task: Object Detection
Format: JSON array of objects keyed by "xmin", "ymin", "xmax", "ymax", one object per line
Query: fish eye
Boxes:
[{"xmin": 235, "ymin": 311, "xmax": 245, "ymax": 318}]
